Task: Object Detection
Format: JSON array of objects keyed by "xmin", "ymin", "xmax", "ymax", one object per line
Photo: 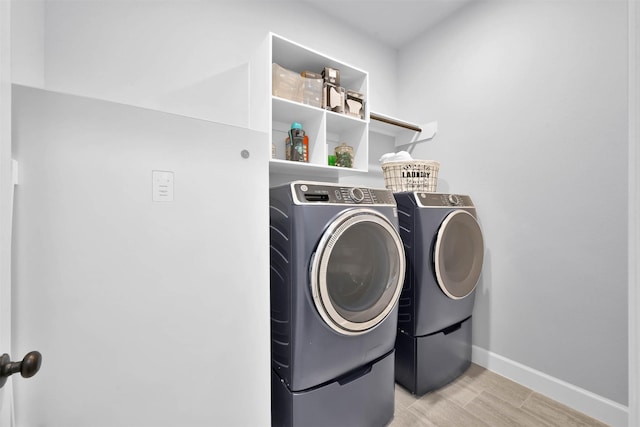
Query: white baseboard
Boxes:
[{"xmin": 472, "ymin": 345, "xmax": 628, "ymax": 427}]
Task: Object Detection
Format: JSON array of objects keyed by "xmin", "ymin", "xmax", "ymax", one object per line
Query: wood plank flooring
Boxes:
[{"xmin": 390, "ymin": 363, "xmax": 610, "ymax": 427}]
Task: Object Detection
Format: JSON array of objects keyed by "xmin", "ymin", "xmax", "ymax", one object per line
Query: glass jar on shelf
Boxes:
[{"xmin": 334, "ymin": 143, "xmax": 354, "ymax": 168}]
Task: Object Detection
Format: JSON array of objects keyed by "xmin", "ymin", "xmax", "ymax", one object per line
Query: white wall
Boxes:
[
  {"xmin": 10, "ymin": 0, "xmax": 44, "ymax": 87},
  {"xmin": 11, "ymin": 0, "xmax": 397, "ymax": 127},
  {"xmin": 629, "ymin": 2, "xmax": 640, "ymax": 425},
  {"xmin": 398, "ymin": 0, "xmax": 628, "ymax": 408}
]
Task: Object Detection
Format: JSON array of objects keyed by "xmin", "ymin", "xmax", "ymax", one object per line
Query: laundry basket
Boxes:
[{"xmin": 381, "ymin": 160, "xmax": 440, "ymax": 192}]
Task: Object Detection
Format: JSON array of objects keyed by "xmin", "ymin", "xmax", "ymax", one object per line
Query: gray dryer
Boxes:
[{"xmin": 393, "ymin": 192, "xmax": 484, "ymax": 396}]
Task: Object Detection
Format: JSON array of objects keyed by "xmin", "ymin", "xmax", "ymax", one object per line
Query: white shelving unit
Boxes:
[{"xmin": 250, "ymin": 33, "xmax": 369, "ymax": 177}]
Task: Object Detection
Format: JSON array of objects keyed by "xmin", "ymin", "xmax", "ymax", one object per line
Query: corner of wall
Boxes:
[
  {"xmin": 11, "ymin": 0, "xmax": 45, "ymax": 87},
  {"xmin": 472, "ymin": 346, "xmax": 629, "ymax": 427},
  {"xmin": 628, "ymin": 1, "xmax": 640, "ymax": 426}
]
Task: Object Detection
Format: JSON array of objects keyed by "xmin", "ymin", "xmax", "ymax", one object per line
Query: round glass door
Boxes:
[
  {"xmin": 434, "ymin": 210, "xmax": 484, "ymax": 299},
  {"xmin": 310, "ymin": 209, "xmax": 405, "ymax": 335}
]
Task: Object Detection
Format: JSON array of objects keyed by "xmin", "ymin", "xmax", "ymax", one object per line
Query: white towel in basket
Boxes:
[{"xmin": 379, "ymin": 151, "xmax": 412, "ymax": 164}]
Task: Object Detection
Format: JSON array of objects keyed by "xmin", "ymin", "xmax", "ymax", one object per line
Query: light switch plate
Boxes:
[{"xmin": 152, "ymin": 170, "xmax": 174, "ymax": 202}]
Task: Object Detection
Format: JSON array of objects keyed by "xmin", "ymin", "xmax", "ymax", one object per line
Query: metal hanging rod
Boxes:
[{"xmin": 370, "ymin": 112, "xmax": 422, "ymax": 133}]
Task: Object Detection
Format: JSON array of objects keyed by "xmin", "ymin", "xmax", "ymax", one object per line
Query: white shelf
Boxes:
[
  {"xmin": 271, "ymin": 35, "xmax": 367, "ymax": 95},
  {"xmin": 326, "ymin": 110, "xmax": 367, "ymax": 133},
  {"xmin": 272, "ymin": 96, "xmax": 323, "ymax": 122},
  {"xmin": 269, "ymin": 159, "xmax": 367, "ymax": 177},
  {"xmin": 250, "ymin": 32, "xmax": 370, "ymax": 178}
]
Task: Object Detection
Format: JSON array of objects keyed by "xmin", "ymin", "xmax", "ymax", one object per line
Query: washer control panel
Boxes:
[
  {"xmin": 292, "ymin": 182, "xmax": 395, "ymax": 205},
  {"xmin": 416, "ymin": 192, "xmax": 474, "ymax": 208}
]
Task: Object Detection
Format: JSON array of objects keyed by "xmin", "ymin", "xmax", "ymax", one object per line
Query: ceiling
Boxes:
[{"xmin": 301, "ymin": 0, "xmax": 473, "ymax": 49}]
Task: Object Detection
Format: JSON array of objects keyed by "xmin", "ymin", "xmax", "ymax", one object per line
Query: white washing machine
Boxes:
[
  {"xmin": 270, "ymin": 181, "xmax": 406, "ymax": 427},
  {"xmin": 393, "ymin": 192, "xmax": 484, "ymax": 395}
]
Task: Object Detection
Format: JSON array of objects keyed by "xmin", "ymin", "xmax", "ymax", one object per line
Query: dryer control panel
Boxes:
[
  {"xmin": 415, "ymin": 192, "xmax": 474, "ymax": 208},
  {"xmin": 291, "ymin": 182, "xmax": 396, "ymax": 206}
]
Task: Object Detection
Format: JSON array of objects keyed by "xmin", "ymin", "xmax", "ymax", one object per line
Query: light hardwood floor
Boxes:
[{"xmin": 390, "ymin": 363, "xmax": 610, "ymax": 427}]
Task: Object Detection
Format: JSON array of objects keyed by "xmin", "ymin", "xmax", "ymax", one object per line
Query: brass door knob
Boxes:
[{"xmin": 0, "ymin": 351, "xmax": 42, "ymax": 388}]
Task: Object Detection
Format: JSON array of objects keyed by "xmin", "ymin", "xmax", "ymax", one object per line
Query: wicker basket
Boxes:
[{"xmin": 381, "ymin": 160, "xmax": 440, "ymax": 192}]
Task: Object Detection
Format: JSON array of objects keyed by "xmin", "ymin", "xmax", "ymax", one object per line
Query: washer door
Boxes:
[
  {"xmin": 434, "ymin": 210, "xmax": 484, "ymax": 299},
  {"xmin": 310, "ymin": 208, "xmax": 406, "ymax": 335}
]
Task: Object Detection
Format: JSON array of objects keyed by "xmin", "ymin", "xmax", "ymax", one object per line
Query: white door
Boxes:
[
  {"xmin": 0, "ymin": 1, "xmax": 13, "ymax": 425},
  {"xmin": 4, "ymin": 86, "xmax": 271, "ymax": 426}
]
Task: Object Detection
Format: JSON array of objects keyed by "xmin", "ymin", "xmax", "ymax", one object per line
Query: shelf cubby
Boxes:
[{"xmin": 250, "ymin": 33, "xmax": 370, "ymax": 177}]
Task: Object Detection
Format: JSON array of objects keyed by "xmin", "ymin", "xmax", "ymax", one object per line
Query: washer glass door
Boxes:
[
  {"xmin": 434, "ymin": 210, "xmax": 484, "ymax": 299},
  {"xmin": 311, "ymin": 209, "xmax": 405, "ymax": 335}
]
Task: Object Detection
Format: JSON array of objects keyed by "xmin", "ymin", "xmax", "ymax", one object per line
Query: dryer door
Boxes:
[
  {"xmin": 310, "ymin": 208, "xmax": 405, "ymax": 335},
  {"xmin": 434, "ymin": 210, "xmax": 484, "ymax": 299}
]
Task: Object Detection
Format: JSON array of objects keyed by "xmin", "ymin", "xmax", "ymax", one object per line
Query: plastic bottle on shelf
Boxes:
[{"xmin": 285, "ymin": 122, "xmax": 309, "ymax": 162}]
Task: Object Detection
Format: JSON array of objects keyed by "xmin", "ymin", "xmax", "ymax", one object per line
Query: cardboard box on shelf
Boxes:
[{"xmin": 322, "ymin": 67, "xmax": 340, "ymax": 86}]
